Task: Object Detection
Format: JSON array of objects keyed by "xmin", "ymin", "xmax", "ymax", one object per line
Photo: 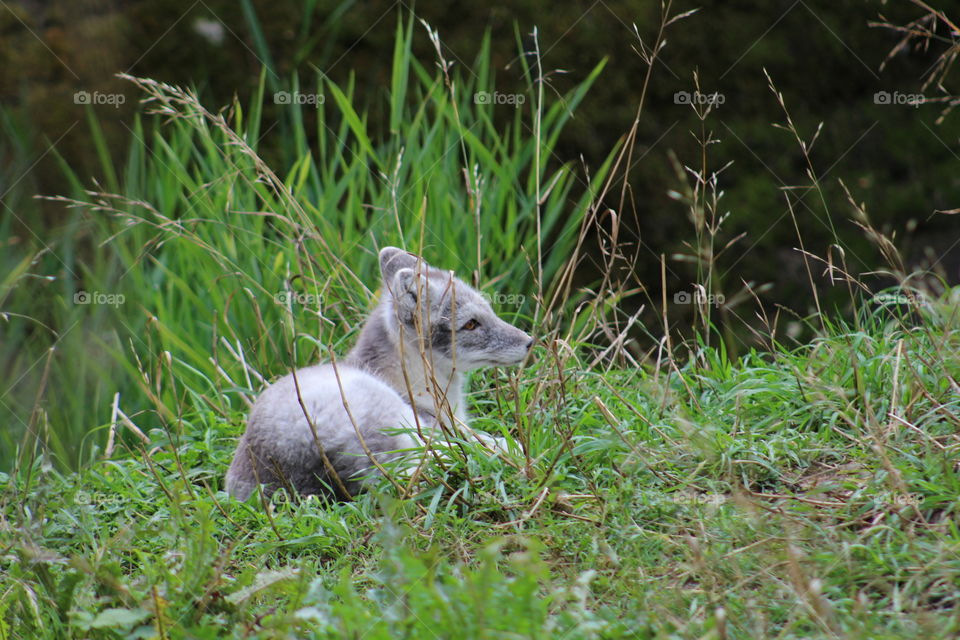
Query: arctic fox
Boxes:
[{"xmin": 225, "ymin": 247, "xmax": 533, "ymax": 500}]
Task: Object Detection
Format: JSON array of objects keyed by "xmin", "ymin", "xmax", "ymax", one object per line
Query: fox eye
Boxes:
[{"xmin": 460, "ymin": 319, "xmax": 480, "ymax": 331}]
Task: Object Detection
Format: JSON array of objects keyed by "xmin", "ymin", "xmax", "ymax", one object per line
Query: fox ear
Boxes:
[
  {"xmin": 379, "ymin": 247, "xmax": 420, "ymax": 284},
  {"xmin": 390, "ymin": 267, "xmax": 428, "ymax": 312}
]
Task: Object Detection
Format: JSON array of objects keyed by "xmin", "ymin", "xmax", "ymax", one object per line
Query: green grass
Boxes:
[
  {"xmin": 3, "ymin": 296, "xmax": 960, "ymax": 638},
  {"xmin": 0, "ymin": 15, "xmax": 613, "ymax": 471}
]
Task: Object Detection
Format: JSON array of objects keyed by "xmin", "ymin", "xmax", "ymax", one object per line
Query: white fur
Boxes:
[{"xmin": 225, "ymin": 247, "xmax": 532, "ymax": 500}]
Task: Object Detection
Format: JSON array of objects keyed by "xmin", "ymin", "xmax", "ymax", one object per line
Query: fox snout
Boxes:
[
  {"xmin": 491, "ymin": 323, "xmax": 534, "ymax": 366},
  {"xmin": 520, "ymin": 330, "xmax": 535, "ymax": 353}
]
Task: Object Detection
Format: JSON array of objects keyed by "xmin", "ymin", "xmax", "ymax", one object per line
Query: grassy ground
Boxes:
[{"xmin": 3, "ymin": 294, "xmax": 960, "ymax": 638}]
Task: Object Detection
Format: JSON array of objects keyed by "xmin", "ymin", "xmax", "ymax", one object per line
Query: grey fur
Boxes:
[{"xmin": 225, "ymin": 247, "xmax": 533, "ymax": 501}]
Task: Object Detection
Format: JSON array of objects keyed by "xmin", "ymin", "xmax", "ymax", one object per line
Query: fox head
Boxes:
[{"xmin": 378, "ymin": 246, "xmax": 533, "ymax": 370}]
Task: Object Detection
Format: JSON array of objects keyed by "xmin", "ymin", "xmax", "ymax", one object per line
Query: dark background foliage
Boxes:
[{"xmin": 2, "ymin": 0, "xmax": 958, "ymax": 325}]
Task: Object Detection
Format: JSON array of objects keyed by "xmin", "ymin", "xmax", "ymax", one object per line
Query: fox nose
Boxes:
[{"xmin": 525, "ymin": 338, "xmax": 534, "ymax": 350}]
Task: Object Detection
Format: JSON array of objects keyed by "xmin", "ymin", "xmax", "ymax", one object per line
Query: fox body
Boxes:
[{"xmin": 225, "ymin": 247, "xmax": 533, "ymax": 500}]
